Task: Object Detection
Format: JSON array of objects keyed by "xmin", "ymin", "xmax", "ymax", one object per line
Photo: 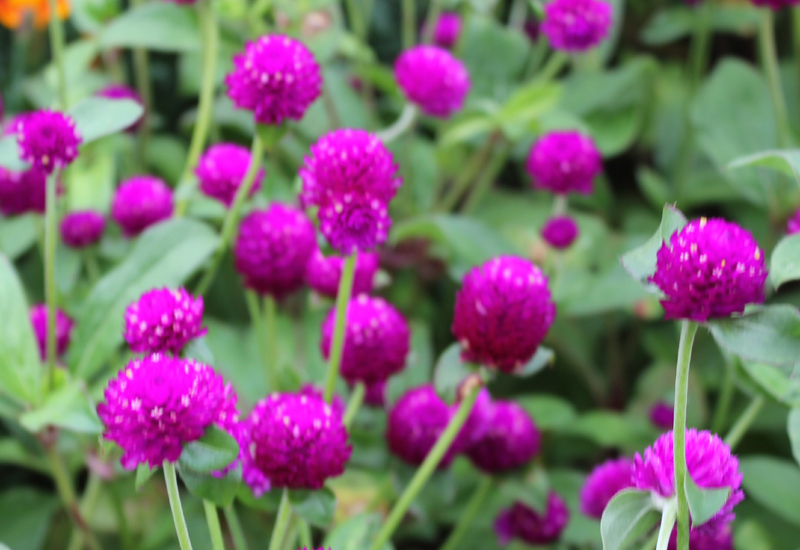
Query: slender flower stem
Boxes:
[
  {"xmin": 46, "ymin": 0, "xmax": 67, "ymax": 108},
  {"xmin": 535, "ymin": 52, "xmax": 569, "ymax": 82},
  {"xmin": 343, "ymin": 382, "xmax": 366, "ymax": 428},
  {"xmin": 204, "ymin": 500, "xmax": 227, "ymax": 550},
  {"xmin": 195, "ymin": 135, "xmax": 264, "ymax": 295},
  {"xmin": 44, "ymin": 170, "xmax": 59, "ymax": 392},
  {"xmin": 268, "ymin": 490, "xmax": 293, "ymax": 550},
  {"xmin": 298, "ymin": 518, "xmax": 312, "ymax": 549},
  {"xmin": 552, "ymin": 195, "xmax": 568, "ymax": 217},
  {"xmin": 724, "ymin": 395, "xmax": 765, "ymax": 450},
  {"xmin": 655, "ymin": 500, "xmax": 678, "ymax": 550},
  {"xmin": 345, "ymin": 0, "xmax": 367, "ymax": 41},
  {"xmin": 759, "ymin": 10, "xmax": 793, "ymax": 148},
  {"xmin": 367, "ymin": 385, "xmax": 481, "ymax": 550},
  {"xmin": 132, "ymin": 0, "xmax": 152, "ymax": 163},
  {"xmin": 421, "ymin": 0, "xmax": 442, "ymax": 43},
  {"xmin": 376, "ymin": 104, "xmax": 418, "ymax": 144},
  {"xmin": 437, "ymin": 133, "xmax": 500, "ymax": 212},
  {"xmin": 462, "ymin": 145, "xmax": 511, "ymax": 214},
  {"xmin": 83, "ymin": 249, "xmax": 101, "ymax": 285},
  {"xmin": 711, "ymin": 362, "xmax": 735, "ymax": 434},
  {"xmin": 402, "ymin": 0, "xmax": 416, "ymax": 50},
  {"xmin": 323, "ymin": 254, "xmax": 357, "ymax": 403},
  {"xmin": 439, "ymin": 476, "xmax": 494, "ymax": 550},
  {"xmin": 264, "ymin": 295, "xmax": 279, "ymax": 392},
  {"xmin": 225, "ymin": 505, "xmax": 250, "ymax": 550},
  {"xmin": 65, "ymin": 471, "xmax": 104, "ymax": 550},
  {"xmin": 164, "ymin": 461, "xmax": 194, "ymax": 550},
  {"xmin": 672, "ymin": 321, "xmax": 699, "ymax": 550}
]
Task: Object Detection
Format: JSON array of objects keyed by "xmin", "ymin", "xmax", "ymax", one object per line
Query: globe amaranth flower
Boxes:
[
  {"xmin": 97, "ymin": 354, "xmax": 227, "ymax": 469},
  {"xmin": 394, "ymin": 45, "xmax": 470, "ymax": 118},
  {"xmin": 304, "ymin": 249, "xmax": 380, "ymax": 298},
  {"xmin": 542, "ymin": 215, "xmax": 579, "ymax": 249},
  {"xmin": 633, "ymin": 429, "xmax": 744, "ymax": 533},
  {"xmin": 320, "ymin": 294, "xmax": 410, "ymax": 384},
  {"xmin": 96, "ymin": 84, "xmax": 144, "ymax": 132},
  {"xmin": 524, "ymin": 18, "xmax": 541, "ymax": 42},
  {"xmin": 60, "ymin": 210, "xmax": 105, "ymax": 248},
  {"xmin": 787, "ymin": 209, "xmax": 800, "ymax": 235},
  {"xmin": 245, "ymin": 391, "xmax": 352, "ymax": 490},
  {"xmin": 668, "ymin": 526, "xmax": 733, "ymax": 550},
  {"xmin": 196, "ymin": 143, "xmax": 264, "ymax": 207},
  {"xmin": 527, "ymin": 131, "xmax": 602, "ymax": 195},
  {"xmin": 299, "ymin": 384, "xmax": 346, "ymax": 419},
  {"xmin": 432, "ymin": 12, "xmax": 461, "ymax": 48},
  {"xmin": 579, "ymin": 457, "xmax": 634, "ymax": 519},
  {"xmin": 650, "ymin": 218, "xmax": 767, "ymax": 322},
  {"xmin": 112, "ymin": 176, "xmax": 174, "ymax": 237},
  {"xmin": 363, "ymin": 380, "xmax": 387, "ymax": 408},
  {"xmin": 300, "ymin": 128, "xmax": 401, "ymax": 254},
  {"xmin": 541, "ymin": 0, "xmax": 613, "ymax": 52},
  {"xmin": 466, "ymin": 400, "xmax": 540, "ymax": 474},
  {"xmin": 452, "ymin": 256, "xmax": 556, "ymax": 373},
  {"xmin": 233, "ymin": 203, "xmax": 317, "ymax": 298},
  {"xmin": 495, "ymin": 493, "xmax": 570, "ymax": 545},
  {"xmin": 15, "ymin": 109, "xmax": 81, "ymax": 173},
  {"xmin": 30, "ymin": 304, "xmax": 73, "ymax": 361},
  {"xmin": 124, "ymin": 287, "xmax": 206, "ymax": 355},
  {"xmin": 455, "ymin": 385, "xmax": 494, "ymax": 451},
  {"xmin": 650, "ymin": 402, "xmax": 674, "ymax": 430},
  {"xmin": 0, "ymin": 166, "xmax": 47, "ymax": 215},
  {"xmin": 750, "ymin": 0, "xmax": 800, "ymax": 8},
  {"xmin": 226, "ymin": 35, "xmax": 322, "ymax": 126}
]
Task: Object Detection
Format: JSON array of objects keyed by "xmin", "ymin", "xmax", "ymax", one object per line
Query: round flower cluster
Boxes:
[
  {"xmin": 452, "ymin": 256, "xmax": 556, "ymax": 373},
  {"xmin": 15, "ymin": 109, "xmax": 82, "ymax": 173},
  {"xmin": 30, "ymin": 304, "xmax": 73, "ymax": 361},
  {"xmin": 465, "ymin": 400, "xmax": 540, "ymax": 474},
  {"xmin": 394, "ymin": 45, "xmax": 470, "ymax": 118},
  {"xmin": 97, "ymin": 84, "xmax": 145, "ymax": 132},
  {"xmin": 112, "ymin": 176, "xmax": 174, "ymax": 237},
  {"xmin": 320, "ymin": 294, "xmax": 410, "ymax": 385},
  {"xmin": 668, "ymin": 528, "xmax": 733, "ymax": 550},
  {"xmin": 649, "ymin": 402, "xmax": 674, "ymax": 430},
  {"xmin": 196, "ymin": 143, "xmax": 264, "ymax": 207},
  {"xmin": 751, "ymin": 0, "xmax": 800, "ymax": 8},
  {"xmin": 527, "ymin": 131, "xmax": 602, "ymax": 195},
  {"xmin": 304, "ymin": 250, "xmax": 380, "ymax": 298},
  {"xmin": 432, "ymin": 12, "xmax": 461, "ymax": 48},
  {"xmin": 363, "ymin": 380, "xmax": 387, "ymax": 408},
  {"xmin": 123, "ymin": 287, "xmax": 206, "ymax": 355},
  {"xmin": 60, "ymin": 210, "xmax": 106, "ymax": 248},
  {"xmin": 541, "ymin": 215, "xmax": 579, "ymax": 250},
  {"xmin": 300, "ymin": 129, "xmax": 401, "ymax": 253},
  {"xmin": 650, "ymin": 218, "xmax": 767, "ymax": 322},
  {"xmin": 226, "ymin": 35, "xmax": 322, "ymax": 126},
  {"xmin": 788, "ymin": 209, "xmax": 800, "ymax": 235},
  {"xmin": 495, "ymin": 493, "xmax": 570, "ymax": 545},
  {"xmin": 579, "ymin": 457, "xmax": 634, "ymax": 519},
  {"xmin": 233, "ymin": 203, "xmax": 317, "ymax": 298},
  {"xmin": 0, "ymin": 166, "xmax": 47, "ymax": 216},
  {"xmin": 541, "ymin": 0, "xmax": 613, "ymax": 52}
]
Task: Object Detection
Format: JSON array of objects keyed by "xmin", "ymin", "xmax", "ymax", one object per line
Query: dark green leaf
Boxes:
[
  {"xmin": 237, "ymin": 484, "xmax": 283, "ymax": 511},
  {"xmin": 685, "ymin": 475, "xmax": 730, "ymax": 527},
  {"xmin": 179, "ymin": 466, "xmax": 241, "ymax": 507},
  {"xmin": 515, "ymin": 394, "xmax": 578, "ymax": 431},
  {"xmin": 179, "ymin": 426, "xmax": 239, "ymax": 474},
  {"xmin": 323, "ymin": 513, "xmax": 393, "ymax": 550},
  {"xmin": 0, "ymin": 439, "xmax": 49, "ymax": 474},
  {"xmin": 0, "ymin": 489, "xmax": 58, "ymax": 550},
  {"xmin": 769, "ymin": 234, "xmax": 800, "ymax": 288},
  {"xmin": 69, "ymin": 97, "xmax": 144, "ymax": 144},
  {"xmin": 100, "ymin": 3, "xmax": 200, "ymax": 52},
  {"xmin": 135, "ymin": 463, "xmax": 158, "ymax": 491},
  {"xmin": 600, "ymin": 489, "xmax": 660, "ymax": 550},
  {"xmin": 641, "ymin": 6, "xmax": 760, "ymax": 46},
  {"xmin": 789, "ymin": 409, "xmax": 800, "ymax": 468},
  {"xmin": 289, "ymin": 488, "xmax": 336, "ymax": 527},
  {"xmin": 433, "ymin": 343, "xmax": 475, "ymax": 403},
  {"xmin": 740, "ymin": 456, "xmax": 800, "ymax": 527},
  {"xmin": 620, "ymin": 204, "xmax": 687, "ymax": 287},
  {"xmin": 511, "ymin": 346, "xmax": 554, "ymax": 378},
  {"xmin": 19, "ymin": 382, "xmax": 102, "ymax": 434}
]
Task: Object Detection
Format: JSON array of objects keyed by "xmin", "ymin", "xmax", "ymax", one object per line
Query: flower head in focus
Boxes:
[
  {"xmin": 15, "ymin": 109, "xmax": 81, "ymax": 174},
  {"xmin": 124, "ymin": 287, "xmax": 206, "ymax": 355}
]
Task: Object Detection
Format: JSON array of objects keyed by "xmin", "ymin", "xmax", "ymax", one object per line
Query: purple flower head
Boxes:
[
  {"xmin": 433, "ymin": 12, "xmax": 461, "ymax": 48},
  {"xmin": 226, "ymin": 35, "xmax": 322, "ymax": 126},
  {"xmin": 787, "ymin": 209, "xmax": 800, "ymax": 235},
  {"xmin": 579, "ymin": 458, "xmax": 634, "ymax": 519},
  {"xmin": 542, "ymin": 0, "xmax": 613, "ymax": 52},
  {"xmin": 751, "ymin": 0, "xmax": 800, "ymax": 8},
  {"xmin": 456, "ymin": 385, "xmax": 494, "ymax": 451},
  {"xmin": 233, "ymin": 203, "xmax": 317, "ymax": 298},
  {"xmin": 123, "ymin": 287, "xmax": 207, "ymax": 355},
  {"xmin": 668, "ymin": 526, "xmax": 733, "ymax": 550},
  {"xmin": 650, "ymin": 218, "xmax": 767, "ymax": 322},
  {"xmin": 97, "ymin": 354, "xmax": 227, "ymax": 469},
  {"xmin": 0, "ymin": 167, "xmax": 47, "ymax": 216},
  {"xmin": 212, "ymin": 384, "xmax": 244, "ymax": 477},
  {"xmin": 15, "ymin": 109, "xmax": 82, "ymax": 174},
  {"xmin": 363, "ymin": 380, "xmax": 387, "ymax": 408},
  {"xmin": 321, "ymin": 294, "xmax": 410, "ymax": 384},
  {"xmin": 196, "ymin": 143, "xmax": 265, "ymax": 207},
  {"xmin": 541, "ymin": 215, "xmax": 579, "ymax": 249},
  {"xmin": 245, "ymin": 391, "xmax": 352, "ymax": 490},
  {"xmin": 495, "ymin": 493, "xmax": 570, "ymax": 545},
  {"xmin": 112, "ymin": 176, "xmax": 174, "ymax": 237},
  {"xmin": 633, "ymin": 429, "xmax": 744, "ymax": 533},
  {"xmin": 466, "ymin": 400, "xmax": 540, "ymax": 474},
  {"xmin": 299, "ymin": 384, "xmax": 346, "ymax": 419},
  {"xmin": 395, "ymin": 45, "xmax": 470, "ymax": 118},
  {"xmin": 650, "ymin": 402, "xmax": 674, "ymax": 430},
  {"xmin": 318, "ymin": 198, "xmax": 392, "ymax": 254},
  {"xmin": 527, "ymin": 131, "xmax": 602, "ymax": 195},
  {"xmin": 97, "ymin": 84, "xmax": 144, "ymax": 132},
  {"xmin": 524, "ymin": 18, "xmax": 541, "ymax": 41},
  {"xmin": 452, "ymin": 256, "xmax": 555, "ymax": 373},
  {"xmin": 30, "ymin": 304, "xmax": 73, "ymax": 361},
  {"xmin": 60, "ymin": 210, "xmax": 106, "ymax": 248},
  {"xmin": 304, "ymin": 249, "xmax": 380, "ymax": 298}
]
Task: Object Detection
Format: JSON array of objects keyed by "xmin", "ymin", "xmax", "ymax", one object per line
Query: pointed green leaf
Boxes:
[
  {"xmin": 512, "ymin": 346, "xmax": 555, "ymax": 378},
  {"xmin": 69, "ymin": 97, "xmax": 144, "ymax": 144},
  {"xmin": 433, "ymin": 343, "xmax": 476, "ymax": 403},
  {"xmin": 289, "ymin": 488, "xmax": 336, "ymax": 527},
  {"xmin": 178, "ymin": 425, "xmax": 239, "ymax": 474},
  {"xmin": 740, "ymin": 456, "xmax": 800, "ymax": 527},
  {"xmin": 135, "ymin": 463, "xmax": 158, "ymax": 491},
  {"xmin": 179, "ymin": 465, "xmax": 241, "ymax": 507},
  {"xmin": 601, "ymin": 489, "xmax": 660, "ymax": 550},
  {"xmin": 769, "ymin": 234, "xmax": 800, "ymax": 288},
  {"xmin": 728, "ymin": 149, "xmax": 800, "ymax": 186},
  {"xmin": 684, "ymin": 475, "xmax": 730, "ymax": 527},
  {"xmin": 620, "ymin": 204, "xmax": 687, "ymax": 287}
]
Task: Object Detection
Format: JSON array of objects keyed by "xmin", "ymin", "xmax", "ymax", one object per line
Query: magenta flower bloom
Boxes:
[
  {"xmin": 541, "ymin": 0, "xmax": 613, "ymax": 52},
  {"xmin": 466, "ymin": 400, "xmax": 540, "ymax": 474},
  {"xmin": 433, "ymin": 12, "xmax": 461, "ymax": 48},
  {"xmin": 123, "ymin": 287, "xmax": 206, "ymax": 355},
  {"xmin": 0, "ymin": 167, "xmax": 47, "ymax": 216},
  {"xmin": 452, "ymin": 256, "xmax": 555, "ymax": 373},
  {"xmin": 363, "ymin": 380, "xmax": 387, "ymax": 408},
  {"xmin": 495, "ymin": 493, "xmax": 570, "ymax": 545},
  {"xmin": 395, "ymin": 45, "xmax": 470, "ymax": 118},
  {"xmin": 30, "ymin": 304, "xmax": 73, "ymax": 361},
  {"xmin": 321, "ymin": 294, "xmax": 410, "ymax": 384},
  {"xmin": 318, "ymin": 198, "xmax": 392, "ymax": 254},
  {"xmin": 524, "ymin": 18, "xmax": 541, "ymax": 42},
  {"xmin": 60, "ymin": 210, "xmax": 105, "ymax": 248},
  {"xmin": 668, "ymin": 527, "xmax": 733, "ymax": 550},
  {"xmin": 787, "ymin": 209, "xmax": 800, "ymax": 235},
  {"xmin": 541, "ymin": 215, "xmax": 579, "ymax": 249},
  {"xmin": 650, "ymin": 218, "xmax": 767, "ymax": 322},
  {"xmin": 304, "ymin": 249, "xmax": 380, "ymax": 298},
  {"xmin": 196, "ymin": 143, "xmax": 264, "ymax": 207},
  {"xmin": 245, "ymin": 391, "xmax": 352, "ymax": 490},
  {"xmin": 650, "ymin": 402, "xmax": 674, "ymax": 430},
  {"xmin": 579, "ymin": 458, "xmax": 634, "ymax": 519},
  {"xmin": 633, "ymin": 429, "xmax": 744, "ymax": 532},
  {"xmin": 527, "ymin": 131, "xmax": 602, "ymax": 195},
  {"xmin": 299, "ymin": 384, "xmax": 346, "ymax": 418},
  {"xmin": 233, "ymin": 203, "xmax": 317, "ymax": 298},
  {"xmin": 97, "ymin": 355, "xmax": 227, "ymax": 469},
  {"xmin": 14, "ymin": 109, "xmax": 82, "ymax": 174},
  {"xmin": 226, "ymin": 35, "xmax": 322, "ymax": 126},
  {"xmin": 112, "ymin": 176, "xmax": 174, "ymax": 237},
  {"xmin": 96, "ymin": 84, "xmax": 144, "ymax": 132},
  {"xmin": 751, "ymin": 0, "xmax": 800, "ymax": 8}
]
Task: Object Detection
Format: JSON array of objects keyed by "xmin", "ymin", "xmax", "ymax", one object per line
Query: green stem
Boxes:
[
  {"xmin": 462, "ymin": 145, "xmax": 511, "ymax": 214},
  {"xmin": 672, "ymin": 321, "xmax": 699, "ymax": 550},
  {"xmin": 323, "ymin": 254, "xmax": 357, "ymax": 403},
  {"xmin": 536, "ymin": 52, "xmax": 569, "ymax": 82},
  {"xmin": 175, "ymin": 0, "xmax": 220, "ymax": 217},
  {"xmin": 759, "ymin": 10, "xmax": 793, "ymax": 148},
  {"xmin": 264, "ymin": 295, "xmax": 279, "ymax": 392},
  {"xmin": 65, "ymin": 471, "xmax": 104, "ymax": 550},
  {"xmin": 439, "ymin": 476, "xmax": 494, "ymax": 550},
  {"xmin": 794, "ymin": 7, "xmax": 800, "ymax": 108},
  {"xmin": 508, "ymin": 0, "xmax": 528, "ymax": 30},
  {"xmin": 655, "ymin": 499, "xmax": 678, "ymax": 550},
  {"xmin": 84, "ymin": 249, "xmax": 101, "ymax": 284},
  {"xmin": 45, "ymin": 170, "xmax": 58, "ymax": 393},
  {"xmin": 298, "ymin": 518, "xmax": 312, "ymax": 549},
  {"xmin": 164, "ymin": 462, "xmax": 194, "ymax": 550},
  {"xmin": 367, "ymin": 385, "xmax": 481, "ymax": 550},
  {"xmin": 437, "ymin": 134, "xmax": 499, "ymax": 212},
  {"xmin": 376, "ymin": 104, "xmax": 418, "ymax": 143},
  {"xmin": 268, "ymin": 491, "xmax": 293, "ymax": 550},
  {"xmin": 345, "ymin": 0, "xmax": 367, "ymax": 40},
  {"xmin": 638, "ymin": 530, "xmax": 659, "ymax": 550},
  {"xmin": 711, "ymin": 361, "xmax": 735, "ymax": 434},
  {"xmin": 421, "ymin": 0, "xmax": 443, "ymax": 43},
  {"xmin": 402, "ymin": 0, "xmax": 416, "ymax": 50},
  {"xmin": 46, "ymin": 0, "xmax": 67, "ymax": 108},
  {"xmin": 204, "ymin": 501, "xmax": 227, "ymax": 550},
  {"xmin": 724, "ymin": 395, "xmax": 765, "ymax": 450},
  {"xmin": 195, "ymin": 135, "xmax": 264, "ymax": 295},
  {"xmin": 552, "ymin": 195, "xmax": 568, "ymax": 217},
  {"xmin": 132, "ymin": 0, "xmax": 152, "ymax": 164},
  {"xmin": 225, "ymin": 506, "xmax": 250, "ymax": 550},
  {"xmin": 343, "ymin": 382, "xmax": 366, "ymax": 428}
]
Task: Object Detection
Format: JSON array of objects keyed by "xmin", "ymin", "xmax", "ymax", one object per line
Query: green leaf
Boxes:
[
  {"xmin": 515, "ymin": 394, "xmax": 578, "ymax": 431},
  {"xmin": 600, "ymin": 489, "xmax": 660, "ymax": 550},
  {"xmin": 19, "ymin": 382, "xmax": 102, "ymax": 434},
  {"xmin": 740, "ymin": 361, "xmax": 800, "ymax": 407},
  {"xmin": 707, "ymin": 305, "xmax": 800, "ymax": 371},
  {"xmin": 769, "ymin": 234, "xmax": 800, "ymax": 288},
  {"xmin": 69, "ymin": 97, "xmax": 144, "ymax": 144},
  {"xmin": 178, "ymin": 426, "xmax": 239, "ymax": 474},
  {"xmin": 620, "ymin": 204, "xmax": 687, "ymax": 287},
  {"xmin": 135, "ymin": 463, "xmax": 158, "ymax": 491},
  {"xmin": 0, "ymin": 488, "xmax": 59, "ymax": 550},
  {"xmin": 323, "ymin": 513, "xmax": 393, "ymax": 550},
  {"xmin": 0, "ymin": 255, "xmax": 42, "ymax": 406},
  {"xmin": 0, "ymin": 214, "xmax": 38, "ymax": 260},
  {"xmin": 565, "ymin": 411, "xmax": 653, "ymax": 449},
  {"xmin": 740, "ymin": 456, "xmax": 800, "ymax": 527},
  {"xmin": 184, "ymin": 337, "xmax": 216, "ymax": 366},
  {"xmin": 512, "ymin": 346, "xmax": 554, "ymax": 378},
  {"xmin": 237, "ymin": 485, "xmax": 283, "ymax": 511},
  {"xmin": 433, "ymin": 343, "xmax": 475, "ymax": 403},
  {"xmin": 459, "ymin": 17, "xmax": 529, "ymax": 101},
  {"xmin": 255, "ymin": 123, "xmax": 288, "ymax": 150},
  {"xmin": 0, "ymin": 439, "xmax": 49, "ymax": 474},
  {"xmin": 728, "ymin": 149, "xmax": 800, "ymax": 187},
  {"xmin": 440, "ymin": 113, "xmax": 495, "ymax": 147},
  {"xmin": 789, "ymin": 409, "xmax": 800, "ymax": 468},
  {"xmin": 685, "ymin": 475, "xmax": 730, "ymax": 527},
  {"xmin": 179, "ymin": 466, "xmax": 241, "ymax": 507},
  {"xmin": 641, "ymin": 6, "xmax": 760, "ymax": 46},
  {"xmin": 68, "ymin": 218, "xmax": 219, "ymax": 378},
  {"xmin": 100, "ymin": 2, "xmax": 200, "ymax": 52},
  {"xmin": 289, "ymin": 488, "xmax": 336, "ymax": 527}
]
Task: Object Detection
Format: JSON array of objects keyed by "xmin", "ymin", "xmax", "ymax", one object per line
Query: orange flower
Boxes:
[{"xmin": 0, "ymin": 0, "xmax": 70, "ymax": 29}]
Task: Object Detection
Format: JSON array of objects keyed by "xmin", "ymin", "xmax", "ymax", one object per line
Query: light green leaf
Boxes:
[
  {"xmin": 515, "ymin": 394, "xmax": 578, "ymax": 431},
  {"xmin": 769, "ymin": 234, "xmax": 800, "ymax": 288},
  {"xmin": 179, "ymin": 466, "xmax": 241, "ymax": 507},
  {"xmin": 100, "ymin": 2, "xmax": 200, "ymax": 52},
  {"xmin": 789, "ymin": 409, "xmax": 800, "ymax": 468},
  {"xmin": 289, "ymin": 488, "xmax": 336, "ymax": 527},
  {"xmin": 728, "ymin": 149, "xmax": 800, "ymax": 187},
  {"xmin": 512, "ymin": 346, "xmax": 554, "ymax": 378},
  {"xmin": 69, "ymin": 97, "xmax": 144, "ymax": 144},
  {"xmin": 19, "ymin": 382, "xmax": 102, "ymax": 434},
  {"xmin": 740, "ymin": 456, "xmax": 800, "ymax": 527},
  {"xmin": 620, "ymin": 204, "xmax": 687, "ymax": 286},
  {"xmin": 433, "ymin": 343, "xmax": 475, "ymax": 403},
  {"xmin": 135, "ymin": 463, "xmax": 158, "ymax": 491},
  {"xmin": 685, "ymin": 475, "xmax": 730, "ymax": 527},
  {"xmin": 0, "ymin": 215, "xmax": 37, "ymax": 262},
  {"xmin": 323, "ymin": 513, "xmax": 393, "ymax": 550},
  {"xmin": 178, "ymin": 425, "xmax": 239, "ymax": 474},
  {"xmin": 0, "ymin": 137, "xmax": 28, "ymax": 171},
  {"xmin": 600, "ymin": 489, "xmax": 660, "ymax": 550}
]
